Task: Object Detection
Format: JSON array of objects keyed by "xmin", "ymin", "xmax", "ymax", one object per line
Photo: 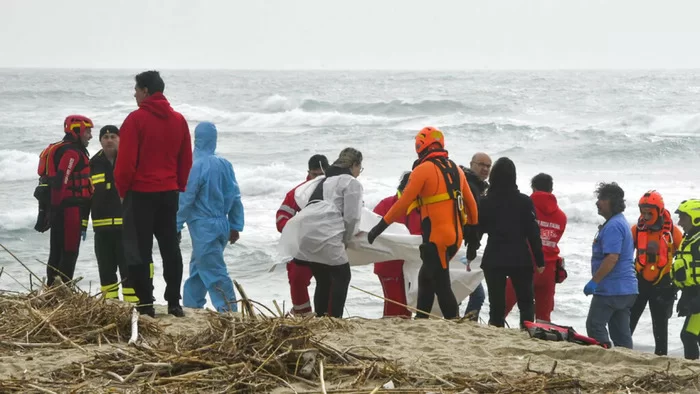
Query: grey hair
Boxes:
[{"xmin": 333, "ymin": 147, "xmax": 363, "ymax": 169}]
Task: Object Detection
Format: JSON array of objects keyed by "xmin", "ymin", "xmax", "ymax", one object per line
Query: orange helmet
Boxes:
[
  {"xmin": 639, "ymin": 190, "xmax": 664, "ymax": 223},
  {"xmin": 64, "ymin": 115, "xmax": 93, "ymax": 138},
  {"xmin": 639, "ymin": 190, "xmax": 664, "ymax": 212},
  {"xmin": 415, "ymin": 126, "xmax": 444, "ymax": 155}
]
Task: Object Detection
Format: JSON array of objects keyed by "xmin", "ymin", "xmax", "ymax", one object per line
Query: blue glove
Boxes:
[
  {"xmin": 81, "ymin": 230, "xmax": 87, "ymax": 241},
  {"xmin": 583, "ymin": 280, "xmax": 598, "ymax": 296}
]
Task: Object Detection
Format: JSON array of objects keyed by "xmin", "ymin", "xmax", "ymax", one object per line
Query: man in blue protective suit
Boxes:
[{"xmin": 176, "ymin": 121, "xmax": 245, "ymax": 313}]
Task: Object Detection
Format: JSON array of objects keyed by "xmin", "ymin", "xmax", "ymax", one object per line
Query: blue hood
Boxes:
[{"xmin": 194, "ymin": 122, "xmax": 217, "ymax": 158}]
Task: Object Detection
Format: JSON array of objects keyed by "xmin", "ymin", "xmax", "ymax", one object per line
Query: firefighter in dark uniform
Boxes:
[{"xmin": 89, "ymin": 125, "xmax": 138, "ymax": 302}]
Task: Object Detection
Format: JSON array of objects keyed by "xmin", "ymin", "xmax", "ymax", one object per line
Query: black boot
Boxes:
[
  {"xmin": 168, "ymin": 302, "xmax": 185, "ymax": 317},
  {"xmin": 465, "ymin": 309, "xmax": 480, "ymax": 322},
  {"xmin": 138, "ymin": 305, "xmax": 156, "ymax": 318}
]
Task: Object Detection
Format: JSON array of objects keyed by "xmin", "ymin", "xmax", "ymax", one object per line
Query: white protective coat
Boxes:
[
  {"xmin": 278, "ymin": 177, "xmax": 484, "ymax": 317},
  {"xmin": 285, "ymin": 174, "xmax": 363, "ymax": 266}
]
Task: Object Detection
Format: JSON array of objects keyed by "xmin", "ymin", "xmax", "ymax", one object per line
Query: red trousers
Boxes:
[
  {"xmin": 287, "ymin": 260, "xmax": 313, "ymax": 316},
  {"xmin": 505, "ymin": 261, "xmax": 556, "ymax": 322},
  {"xmin": 375, "ymin": 260, "xmax": 411, "ymax": 318}
]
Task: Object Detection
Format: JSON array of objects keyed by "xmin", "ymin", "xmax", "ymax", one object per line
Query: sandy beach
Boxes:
[{"xmin": 2, "ymin": 291, "xmax": 700, "ymax": 393}]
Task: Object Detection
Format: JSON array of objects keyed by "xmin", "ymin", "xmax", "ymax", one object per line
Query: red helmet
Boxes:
[
  {"xmin": 639, "ymin": 190, "xmax": 664, "ymax": 212},
  {"xmin": 415, "ymin": 126, "xmax": 445, "ymax": 155},
  {"xmin": 63, "ymin": 115, "xmax": 93, "ymax": 137},
  {"xmin": 639, "ymin": 190, "xmax": 664, "ymax": 224}
]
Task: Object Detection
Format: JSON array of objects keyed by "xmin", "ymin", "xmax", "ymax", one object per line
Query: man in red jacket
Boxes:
[
  {"xmin": 504, "ymin": 173, "xmax": 567, "ymax": 322},
  {"xmin": 115, "ymin": 70, "xmax": 193, "ymax": 318},
  {"xmin": 276, "ymin": 154, "xmax": 329, "ymax": 316},
  {"xmin": 373, "ymin": 171, "xmax": 422, "ymax": 318}
]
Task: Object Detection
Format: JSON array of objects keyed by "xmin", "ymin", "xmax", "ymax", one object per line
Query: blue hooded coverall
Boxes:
[{"xmin": 176, "ymin": 122, "xmax": 244, "ymax": 312}]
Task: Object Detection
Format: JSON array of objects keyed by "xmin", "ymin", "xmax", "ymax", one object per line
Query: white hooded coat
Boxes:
[{"xmin": 287, "ymin": 170, "xmax": 363, "ymax": 266}]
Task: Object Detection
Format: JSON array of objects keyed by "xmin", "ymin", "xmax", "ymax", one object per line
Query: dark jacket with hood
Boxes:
[
  {"xmin": 114, "ymin": 92, "xmax": 193, "ymax": 198},
  {"xmin": 477, "ymin": 161, "xmax": 545, "ymax": 270}
]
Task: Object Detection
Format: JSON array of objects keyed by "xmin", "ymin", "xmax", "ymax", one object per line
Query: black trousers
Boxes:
[
  {"xmin": 122, "ymin": 191, "xmax": 183, "ymax": 307},
  {"xmin": 416, "ymin": 242, "xmax": 458, "ymax": 319},
  {"xmin": 629, "ymin": 278, "xmax": 675, "ymax": 356},
  {"xmin": 306, "ymin": 262, "xmax": 351, "ymax": 318},
  {"xmin": 94, "ymin": 230, "xmax": 137, "ymax": 302},
  {"xmin": 47, "ymin": 206, "xmax": 82, "ymax": 286},
  {"xmin": 484, "ymin": 265, "xmax": 534, "ymax": 327}
]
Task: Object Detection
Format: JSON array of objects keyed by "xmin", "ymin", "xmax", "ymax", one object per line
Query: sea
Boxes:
[{"xmin": 1, "ymin": 69, "xmax": 698, "ymax": 357}]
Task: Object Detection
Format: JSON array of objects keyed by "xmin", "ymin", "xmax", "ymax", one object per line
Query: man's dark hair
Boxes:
[
  {"xmin": 135, "ymin": 70, "xmax": 165, "ymax": 95},
  {"xmin": 531, "ymin": 173, "xmax": 553, "ymax": 193},
  {"xmin": 308, "ymin": 154, "xmax": 329, "ymax": 172},
  {"xmin": 595, "ymin": 182, "xmax": 626, "ymax": 215}
]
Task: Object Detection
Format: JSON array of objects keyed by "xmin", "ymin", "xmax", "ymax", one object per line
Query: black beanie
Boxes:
[
  {"xmin": 99, "ymin": 125, "xmax": 119, "ymax": 139},
  {"xmin": 308, "ymin": 154, "xmax": 329, "ymax": 171}
]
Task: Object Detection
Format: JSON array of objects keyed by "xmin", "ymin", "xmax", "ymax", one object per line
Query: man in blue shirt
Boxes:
[
  {"xmin": 584, "ymin": 182, "xmax": 638, "ymax": 349},
  {"xmin": 176, "ymin": 122, "xmax": 244, "ymax": 313}
]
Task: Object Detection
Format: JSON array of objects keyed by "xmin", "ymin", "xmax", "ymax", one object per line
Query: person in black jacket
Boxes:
[
  {"xmin": 460, "ymin": 152, "xmax": 491, "ymax": 321},
  {"xmin": 476, "ymin": 157, "xmax": 545, "ymax": 328},
  {"xmin": 89, "ymin": 125, "xmax": 138, "ymax": 303}
]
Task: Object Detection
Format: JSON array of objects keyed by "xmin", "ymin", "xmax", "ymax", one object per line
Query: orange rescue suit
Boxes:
[{"xmin": 383, "ymin": 153, "xmax": 478, "ymax": 268}]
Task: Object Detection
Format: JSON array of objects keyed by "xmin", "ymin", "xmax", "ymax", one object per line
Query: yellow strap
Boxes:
[
  {"xmin": 122, "ymin": 287, "xmax": 139, "ymax": 303},
  {"xmin": 70, "ymin": 122, "xmax": 93, "ymax": 129},
  {"xmin": 150, "ymin": 262, "xmax": 154, "ymax": 279},
  {"xmin": 81, "ymin": 219, "xmax": 88, "ymax": 227},
  {"xmin": 91, "ymin": 173, "xmax": 105, "ymax": 184},
  {"xmin": 101, "ymin": 283, "xmax": 119, "ymax": 292},
  {"xmin": 123, "ymin": 295, "xmax": 139, "ymax": 303},
  {"xmin": 101, "ymin": 284, "xmax": 119, "ymax": 299},
  {"xmin": 93, "ymin": 218, "xmax": 123, "ymax": 227},
  {"xmin": 406, "ymin": 192, "xmax": 452, "ymax": 214}
]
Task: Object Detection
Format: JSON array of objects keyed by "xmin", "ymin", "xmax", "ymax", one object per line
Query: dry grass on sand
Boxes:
[{"xmin": 0, "ymin": 278, "xmax": 699, "ymax": 393}]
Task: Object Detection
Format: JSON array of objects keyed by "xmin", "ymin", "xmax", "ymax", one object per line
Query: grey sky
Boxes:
[{"xmin": 2, "ymin": 0, "xmax": 699, "ymax": 70}]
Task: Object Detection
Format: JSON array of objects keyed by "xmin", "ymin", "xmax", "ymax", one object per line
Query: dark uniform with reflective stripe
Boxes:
[{"xmin": 89, "ymin": 150, "xmax": 138, "ymax": 302}]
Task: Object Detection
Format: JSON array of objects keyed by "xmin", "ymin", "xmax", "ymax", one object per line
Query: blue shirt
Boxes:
[{"xmin": 591, "ymin": 213, "xmax": 638, "ymax": 296}]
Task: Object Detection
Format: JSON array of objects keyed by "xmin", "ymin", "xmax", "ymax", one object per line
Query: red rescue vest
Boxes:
[{"xmin": 37, "ymin": 141, "xmax": 92, "ymax": 202}]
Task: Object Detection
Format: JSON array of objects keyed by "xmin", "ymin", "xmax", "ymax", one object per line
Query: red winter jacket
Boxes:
[
  {"xmin": 372, "ymin": 194, "xmax": 422, "ymax": 276},
  {"xmin": 275, "ymin": 176, "xmax": 312, "ymax": 233},
  {"xmin": 531, "ymin": 191, "xmax": 567, "ymax": 266},
  {"xmin": 114, "ymin": 93, "xmax": 193, "ymax": 198}
]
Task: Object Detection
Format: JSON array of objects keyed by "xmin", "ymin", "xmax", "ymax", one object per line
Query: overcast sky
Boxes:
[{"xmin": 2, "ymin": 0, "xmax": 700, "ymax": 70}]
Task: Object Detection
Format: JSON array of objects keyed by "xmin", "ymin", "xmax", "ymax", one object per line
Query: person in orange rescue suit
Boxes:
[
  {"xmin": 367, "ymin": 127, "xmax": 479, "ymax": 319},
  {"xmin": 89, "ymin": 125, "xmax": 138, "ymax": 303},
  {"xmin": 629, "ymin": 190, "xmax": 683, "ymax": 356},
  {"xmin": 35, "ymin": 115, "xmax": 94, "ymax": 286},
  {"xmin": 372, "ymin": 171, "xmax": 422, "ymax": 318},
  {"xmin": 276, "ymin": 154, "xmax": 330, "ymax": 316}
]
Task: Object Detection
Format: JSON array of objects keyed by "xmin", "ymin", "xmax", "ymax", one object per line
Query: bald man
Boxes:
[{"xmin": 460, "ymin": 152, "xmax": 492, "ymax": 321}]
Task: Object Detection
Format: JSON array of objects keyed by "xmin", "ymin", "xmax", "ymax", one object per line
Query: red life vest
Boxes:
[
  {"xmin": 635, "ymin": 209, "xmax": 675, "ymax": 284},
  {"xmin": 37, "ymin": 141, "xmax": 93, "ymax": 203}
]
